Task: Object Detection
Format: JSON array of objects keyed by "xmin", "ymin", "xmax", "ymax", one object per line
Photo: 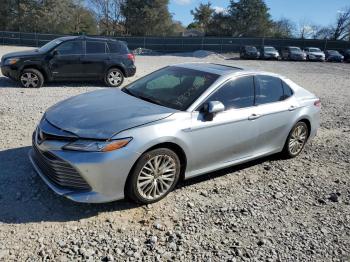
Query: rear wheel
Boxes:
[
  {"xmin": 283, "ymin": 121, "xmax": 309, "ymax": 158},
  {"xmin": 126, "ymin": 148, "xmax": 181, "ymax": 204},
  {"xmin": 20, "ymin": 68, "xmax": 44, "ymax": 88},
  {"xmin": 105, "ymin": 68, "xmax": 124, "ymax": 87}
]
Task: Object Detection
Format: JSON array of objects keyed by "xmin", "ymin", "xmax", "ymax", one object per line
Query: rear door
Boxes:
[
  {"xmin": 49, "ymin": 40, "xmax": 84, "ymax": 78},
  {"xmin": 80, "ymin": 40, "xmax": 109, "ymax": 77},
  {"xmin": 251, "ymin": 75, "xmax": 298, "ymax": 154}
]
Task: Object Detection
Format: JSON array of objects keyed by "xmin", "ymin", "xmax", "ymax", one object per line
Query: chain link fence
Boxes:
[{"xmin": 1, "ymin": 31, "xmax": 350, "ymax": 53}]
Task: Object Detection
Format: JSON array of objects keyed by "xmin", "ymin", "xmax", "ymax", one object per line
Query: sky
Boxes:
[{"xmin": 169, "ymin": 0, "xmax": 350, "ymax": 27}]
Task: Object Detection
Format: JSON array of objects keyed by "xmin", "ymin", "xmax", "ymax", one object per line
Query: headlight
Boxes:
[
  {"xmin": 63, "ymin": 138, "xmax": 132, "ymax": 152},
  {"xmin": 5, "ymin": 58, "xmax": 20, "ymax": 65}
]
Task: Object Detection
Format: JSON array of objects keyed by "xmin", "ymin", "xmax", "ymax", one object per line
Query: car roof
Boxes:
[
  {"xmin": 57, "ymin": 35, "xmax": 121, "ymax": 43},
  {"xmin": 173, "ymin": 63, "xmax": 282, "ymax": 79},
  {"xmin": 173, "ymin": 63, "xmax": 243, "ymax": 76}
]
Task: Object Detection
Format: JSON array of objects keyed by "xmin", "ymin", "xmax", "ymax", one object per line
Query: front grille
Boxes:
[{"xmin": 32, "ymin": 143, "xmax": 91, "ymax": 191}]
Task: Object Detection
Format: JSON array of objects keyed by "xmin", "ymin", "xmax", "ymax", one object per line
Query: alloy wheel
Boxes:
[
  {"xmin": 20, "ymin": 72, "xmax": 39, "ymax": 88},
  {"xmin": 288, "ymin": 124, "xmax": 307, "ymax": 155},
  {"xmin": 136, "ymin": 155, "xmax": 177, "ymax": 200},
  {"xmin": 107, "ymin": 70, "xmax": 122, "ymax": 86}
]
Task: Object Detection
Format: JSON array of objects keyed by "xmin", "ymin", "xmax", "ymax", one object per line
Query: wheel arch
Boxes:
[
  {"xmin": 21, "ymin": 65, "xmax": 48, "ymax": 80},
  {"xmin": 297, "ymin": 118, "xmax": 311, "ymax": 138},
  {"xmin": 124, "ymin": 141, "xmax": 188, "ymax": 196},
  {"xmin": 106, "ymin": 65, "xmax": 126, "ymax": 77}
]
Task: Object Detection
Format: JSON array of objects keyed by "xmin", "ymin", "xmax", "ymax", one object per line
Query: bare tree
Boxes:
[
  {"xmin": 89, "ymin": 0, "xmax": 125, "ymax": 36},
  {"xmin": 331, "ymin": 7, "xmax": 350, "ymax": 40},
  {"xmin": 297, "ymin": 19, "xmax": 317, "ymax": 39}
]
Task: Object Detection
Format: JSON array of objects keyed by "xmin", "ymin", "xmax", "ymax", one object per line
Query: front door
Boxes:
[
  {"xmin": 187, "ymin": 76, "xmax": 259, "ymax": 174},
  {"xmin": 49, "ymin": 40, "xmax": 84, "ymax": 78}
]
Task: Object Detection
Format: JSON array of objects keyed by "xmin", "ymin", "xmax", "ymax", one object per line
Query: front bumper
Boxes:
[
  {"xmin": 308, "ymin": 55, "xmax": 325, "ymax": 61},
  {"xmin": 1, "ymin": 65, "xmax": 20, "ymax": 80},
  {"xmin": 29, "ymin": 129, "xmax": 141, "ymax": 203}
]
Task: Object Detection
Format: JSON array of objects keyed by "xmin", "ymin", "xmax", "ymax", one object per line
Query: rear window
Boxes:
[
  {"xmin": 282, "ymin": 81, "xmax": 293, "ymax": 99},
  {"xmin": 255, "ymin": 75, "xmax": 284, "ymax": 105},
  {"xmin": 108, "ymin": 42, "xmax": 120, "ymax": 53},
  {"xmin": 86, "ymin": 41, "xmax": 107, "ymax": 54}
]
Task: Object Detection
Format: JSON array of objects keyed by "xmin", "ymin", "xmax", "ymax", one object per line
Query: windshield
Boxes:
[
  {"xmin": 246, "ymin": 46, "xmax": 257, "ymax": 52},
  {"xmin": 309, "ymin": 48, "xmax": 321, "ymax": 52},
  {"xmin": 264, "ymin": 47, "xmax": 275, "ymax": 52},
  {"xmin": 290, "ymin": 47, "xmax": 302, "ymax": 53},
  {"xmin": 39, "ymin": 39, "xmax": 63, "ymax": 53},
  {"xmin": 122, "ymin": 66, "xmax": 219, "ymax": 111},
  {"xmin": 328, "ymin": 50, "xmax": 339, "ymax": 54}
]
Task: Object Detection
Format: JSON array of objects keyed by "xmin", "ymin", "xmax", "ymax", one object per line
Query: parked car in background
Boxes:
[
  {"xmin": 240, "ymin": 46, "xmax": 260, "ymax": 59},
  {"xmin": 304, "ymin": 47, "xmax": 325, "ymax": 62},
  {"xmin": 340, "ymin": 49, "xmax": 350, "ymax": 62},
  {"xmin": 260, "ymin": 46, "xmax": 280, "ymax": 60},
  {"xmin": 325, "ymin": 50, "xmax": 344, "ymax": 62},
  {"xmin": 281, "ymin": 46, "xmax": 306, "ymax": 61},
  {"xmin": 0, "ymin": 36, "xmax": 136, "ymax": 88},
  {"xmin": 30, "ymin": 63, "xmax": 320, "ymax": 204}
]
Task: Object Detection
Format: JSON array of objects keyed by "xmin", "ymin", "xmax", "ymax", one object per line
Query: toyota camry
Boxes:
[{"xmin": 29, "ymin": 63, "xmax": 320, "ymax": 204}]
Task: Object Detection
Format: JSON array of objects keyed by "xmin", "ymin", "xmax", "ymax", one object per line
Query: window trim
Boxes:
[{"xmin": 194, "ymin": 74, "xmax": 295, "ymax": 112}]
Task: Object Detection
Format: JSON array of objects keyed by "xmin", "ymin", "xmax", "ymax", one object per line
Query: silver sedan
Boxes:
[{"xmin": 29, "ymin": 63, "xmax": 321, "ymax": 204}]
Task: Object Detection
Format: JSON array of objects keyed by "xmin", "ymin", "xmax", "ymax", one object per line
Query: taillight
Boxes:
[
  {"xmin": 314, "ymin": 99, "xmax": 321, "ymax": 108},
  {"xmin": 127, "ymin": 53, "xmax": 135, "ymax": 62}
]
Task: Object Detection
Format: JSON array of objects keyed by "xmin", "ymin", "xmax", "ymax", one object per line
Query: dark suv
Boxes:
[
  {"xmin": 1, "ymin": 36, "xmax": 136, "ymax": 88},
  {"xmin": 239, "ymin": 46, "xmax": 260, "ymax": 59}
]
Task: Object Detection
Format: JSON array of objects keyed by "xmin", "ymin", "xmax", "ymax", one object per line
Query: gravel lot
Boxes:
[{"xmin": 0, "ymin": 45, "xmax": 349, "ymax": 261}]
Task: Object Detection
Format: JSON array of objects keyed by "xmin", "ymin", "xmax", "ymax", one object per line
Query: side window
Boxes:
[
  {"xmin": 255, "ymin": 75, "xmax": 284, "ymax": 105},
  {"xmin": 56, "ymin": 41, "xmax": 83, "ymax": 55},
  {"xmin": 206, "ymin": 76, "xmax": 255, "ymax": 110},
  {"xmin": 86, "ymin": 41, "xmax": 107, "ymax": 54},
  {"xmin": 108, "ymin": 42, "xmax": 120, "ymax": 53},
  {"xmin": 282, "ymin": 80, "xmax": 293, "ymax": 99}
]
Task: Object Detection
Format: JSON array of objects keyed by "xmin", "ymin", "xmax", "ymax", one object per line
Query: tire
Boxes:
[
  {"xmin": 282, "ymin": 121, "xmax": 309, "ymax": 158},
  {"xmin": 105, "ymin": 68, "xmax": 124, "ymax": 87},
  {"xmin": 126, "ymin": 148, "xmax": 181, "ymax": 204},
  {"xmin": 19, "ymin": 68, "xmax": 44, "ymax": 88}
]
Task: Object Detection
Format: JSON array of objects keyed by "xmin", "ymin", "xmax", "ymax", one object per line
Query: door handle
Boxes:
[
  {"xmin": 248, "ymin": 114, "xmax": 261, "ymax": 120},
  {"xmin": 288, "ymin": 105, "xmax": 297, "ymax": 111}
]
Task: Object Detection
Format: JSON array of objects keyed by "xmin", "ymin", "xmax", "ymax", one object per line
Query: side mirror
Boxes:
[
  {"xmin": 202, "ymin": 101, "xmax": 225, "ymax": 121},
  {"xmin": 52, "ymin": 50, "xmax": 59, "ymax": 56}
]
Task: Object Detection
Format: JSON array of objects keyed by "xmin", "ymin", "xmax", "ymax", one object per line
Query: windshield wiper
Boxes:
[
  {"xmin": 121, "ymin": 87, "xmax": 136, "ymax": 97},
  {"xmin": 136, "ymin": 94, "xmax": 165, "ymax": 107},
  {"xmin": 122, "ymin": 88, "xmax": 164, "ymax": 106}
]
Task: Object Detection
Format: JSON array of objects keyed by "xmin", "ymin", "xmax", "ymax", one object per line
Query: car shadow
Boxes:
[
  {"xmin": 0, "ymin": 146, "xmax": 282, "ymax": 224},
  {"xmin": 0, "ymin": 76, "xmax": 106, "ymax": 89},
  {"xmin": 0, "ymin": 146, "xmax": 138, "ymax": 224},
  {"xmin": 179, "ymin": 154, "xmax": 281, "ymax": 189}
]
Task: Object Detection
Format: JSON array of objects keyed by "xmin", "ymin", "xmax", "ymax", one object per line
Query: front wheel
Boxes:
[
  {"xmin": 282, "ymin": 121, "xmax": 309, "ymax": 158},
  {"xmin": 105, "ymin": 68, "xmax": 124, "ymax": 87},
  {"xmin": 126, "ymin": 148, "xmax": 181, "ymax": 204},
  {"xmin": 20, "ymin": 68, "xmax": 44, "ymax": 88}
]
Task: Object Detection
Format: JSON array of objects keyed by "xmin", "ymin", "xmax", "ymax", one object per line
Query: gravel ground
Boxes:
[{"xmin": 0, "ymin": 45, "xmax": 349, "ymax": 261}]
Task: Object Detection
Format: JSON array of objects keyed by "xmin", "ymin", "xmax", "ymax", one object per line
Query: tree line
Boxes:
[
  {"xmin": 0, "ymin": 0, "xmax": 349, "ymax": 40},
  {"xmin": 189, "ymin": 0, "xmax": 350, "ymax": 40}
]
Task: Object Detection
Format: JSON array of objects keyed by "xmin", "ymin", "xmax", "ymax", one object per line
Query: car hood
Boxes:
[
  {"xmin": 265, "ymin": 51, "xmax": 278, "ymax": 55},
  {"xmin": 309, "ymin": 52, "xmax": 324, "ymax": 56},
  {"xmin": 1, "ymin": 49, "xmax": 41, "ymax": 60},
  {"xmin": 45, "ymin": 89, "xmax": 177, "ymax": 140}
]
